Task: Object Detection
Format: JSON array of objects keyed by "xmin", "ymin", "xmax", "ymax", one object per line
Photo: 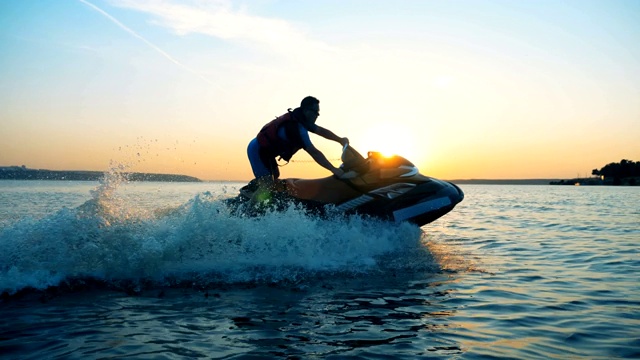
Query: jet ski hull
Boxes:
[
  {"xmin": 228, "ymin": 177, "xmax": 463, "ymax": 227},
  {"xmin": 327, "ymin": 177, "xmax": 464, "ymax": 226},
  {"xmin": 229, "ymin": 147, "xmax": 464, "ymax": 226}
]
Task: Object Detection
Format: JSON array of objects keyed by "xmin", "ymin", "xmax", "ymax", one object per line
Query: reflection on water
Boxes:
[{"xmin": 1, "ymin": 273, "xmax": 467, "ymax": 358}]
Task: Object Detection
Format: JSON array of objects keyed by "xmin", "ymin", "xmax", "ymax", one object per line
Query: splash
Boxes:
[
  {"xmin": 0, "ymin": 173, "xmax": 436, "ymax": 295},
  {"xmin": 77, "ymin": 162, "xmax": 140, "ymax": 226}
]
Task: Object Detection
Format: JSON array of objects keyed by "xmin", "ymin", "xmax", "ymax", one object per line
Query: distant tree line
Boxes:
[{"xmin": 592, "ymin": 159, "xmax": 639, "ymax": 185}]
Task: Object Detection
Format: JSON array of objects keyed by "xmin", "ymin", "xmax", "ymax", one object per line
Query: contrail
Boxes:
[{"xmin": 78, "ymin": 0, "xmax": 216, "ymax": 86}]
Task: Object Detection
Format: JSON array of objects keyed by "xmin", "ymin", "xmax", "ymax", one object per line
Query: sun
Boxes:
[{"xmin": 357, "ymin": 123, "xmax": 418, "ymax": 161}]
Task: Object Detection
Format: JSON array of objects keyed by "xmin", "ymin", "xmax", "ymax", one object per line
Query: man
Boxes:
[{"xmin": 247, "ymin": 96, "xmax": 349, "ymax": 185}]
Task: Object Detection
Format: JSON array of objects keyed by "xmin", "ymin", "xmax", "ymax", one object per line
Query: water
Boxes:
[{"xmin": 1, "ymin": 177, "xmax": 639, "ymax": 359}]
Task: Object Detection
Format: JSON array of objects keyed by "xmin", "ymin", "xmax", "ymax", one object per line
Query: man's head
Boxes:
[{"xmin": 300, "ymin": 96, "xmax": 320, "ymax": 126}]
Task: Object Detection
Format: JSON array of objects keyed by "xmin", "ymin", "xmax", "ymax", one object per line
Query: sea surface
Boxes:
[{"xmin": 0, "ymin": 175, "xmax": 638, "ymax": 359}]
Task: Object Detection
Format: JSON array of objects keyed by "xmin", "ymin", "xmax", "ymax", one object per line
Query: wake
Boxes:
[{"xmin": 0, "ymin": 169, "xmax": 434, "ymax": 296}]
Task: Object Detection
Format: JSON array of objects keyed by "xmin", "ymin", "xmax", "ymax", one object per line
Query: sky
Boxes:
[{"xmin": 1, "ymin": 0, "xmax": 639, "ymax": 181}]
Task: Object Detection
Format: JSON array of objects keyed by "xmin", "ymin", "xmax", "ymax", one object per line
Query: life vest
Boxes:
[{"xmin": 257, "ymin": 109, "xmax": 307, "ymax": 162}]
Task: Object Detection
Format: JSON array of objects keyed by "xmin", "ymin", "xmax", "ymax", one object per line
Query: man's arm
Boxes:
[
  {"xmin": 313, "ymin": 126, "xmax": 349, "ymax": 146},
  {"xmin": 305, "ymin": 145, "xmax": 345, "ymax": 177}
]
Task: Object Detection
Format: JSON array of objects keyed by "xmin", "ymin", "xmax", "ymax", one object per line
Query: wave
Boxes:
[{"xmin": 0, "ymin": 172, "xmax": 434, "ymax": 296}]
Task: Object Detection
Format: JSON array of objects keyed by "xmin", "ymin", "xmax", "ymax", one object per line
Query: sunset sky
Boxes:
[{"xmin": 1, "ymin": 0, "xmax": 639, "ymax": 181}]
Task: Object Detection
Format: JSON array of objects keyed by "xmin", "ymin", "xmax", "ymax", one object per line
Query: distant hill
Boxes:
[{"xmin": 0, "ymin": 166, "xmax": 201, "ymax": 182}]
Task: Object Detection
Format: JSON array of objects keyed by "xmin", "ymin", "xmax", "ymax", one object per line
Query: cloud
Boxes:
[
  {"xmin": 108, "ymin": 0, "xmax": 332, "ymax": 54},
  {"xmin": 79, "ymin": 0, "xmax": 216, "ymax": 86}
]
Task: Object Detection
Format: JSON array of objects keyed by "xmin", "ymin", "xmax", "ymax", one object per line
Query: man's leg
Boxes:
[
  {"xmin": 247, "ymin": 138, "xmax": 272, "ymax": 179},
  {"xmin": 247, "ymin": 139, "xmax": 279, "ymax": 204}
]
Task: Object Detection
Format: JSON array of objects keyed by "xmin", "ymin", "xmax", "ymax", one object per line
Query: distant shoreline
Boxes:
[
  {"xmin": 449, "ymin": 178, "xmax": 638, "ymax": 186},
  {"xmin": 2, "ymin": 167, "xmax": 635, "ymax": 185},
  {"xmin": 447, "ymin": 179, "xmax": 559, "ymax": 185},
  {"xmin": 0, "ymin": 167, "xmax": 201, "ymax": 182}
]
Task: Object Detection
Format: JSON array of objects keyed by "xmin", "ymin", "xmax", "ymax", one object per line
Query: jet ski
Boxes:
[{"xmin": 228, "ymin": 145, "xmax": 464, "ymax": 226}]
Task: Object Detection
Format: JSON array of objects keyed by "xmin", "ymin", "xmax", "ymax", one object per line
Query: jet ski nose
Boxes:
[{"xmin": 449, "ymin": 182, "xmax": 464, "ymax": 204}]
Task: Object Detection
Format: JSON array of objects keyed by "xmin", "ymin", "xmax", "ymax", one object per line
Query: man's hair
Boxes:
[{"xmin": 300, "ymin": 96, "xmax": 319, "ymax": 110}]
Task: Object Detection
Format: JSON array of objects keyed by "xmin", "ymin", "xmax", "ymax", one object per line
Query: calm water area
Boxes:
[{"xmin": 0, "ymin": 179, "xmax": 638, "ymax": 359}]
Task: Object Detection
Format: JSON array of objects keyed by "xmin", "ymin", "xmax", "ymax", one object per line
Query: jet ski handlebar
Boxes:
[
  {"xmin": 339, "ymin": 145, "xmax": 370, "ymax": 177},
  {"xmin": 339, "ymin": 145, "xmax": 419, "ymax": 178}
]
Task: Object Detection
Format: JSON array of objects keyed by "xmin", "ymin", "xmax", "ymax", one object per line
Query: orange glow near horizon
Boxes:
[
  {"xmin": 1, "ymin": 1, "xmax": 638, "ymax": 181},
  {"xmin": 2, "ymin": 132, "xmax": 637, "ymax": 182}
]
